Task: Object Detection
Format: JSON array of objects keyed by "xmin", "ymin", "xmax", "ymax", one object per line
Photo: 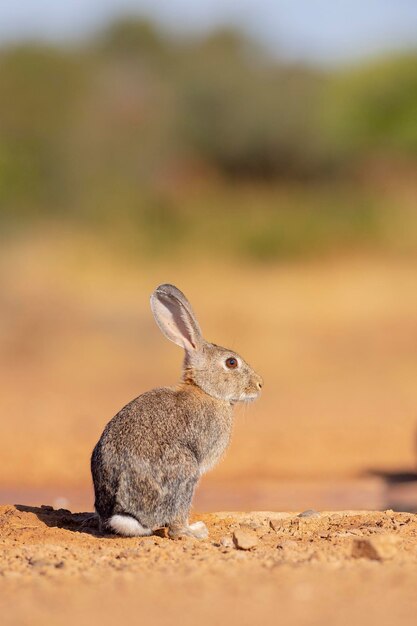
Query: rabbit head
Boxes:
[{"xmin": 150, "ymin": 284, "xmax": 263, "ymax": 403}]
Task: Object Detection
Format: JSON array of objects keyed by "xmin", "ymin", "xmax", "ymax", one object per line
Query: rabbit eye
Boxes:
[{"xmin": 225, "ymin": 357, "xmax": 238, "ymax": 369}]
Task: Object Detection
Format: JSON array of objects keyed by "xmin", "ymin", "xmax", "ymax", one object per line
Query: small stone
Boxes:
[
  {"xmin": 242, "ymin": 520, "xmax": 266, "ymax": 530},
  {"xmin": 352, "ymin": 535, "xmax": 400, "ymax": 561},
  {"xmin": 219, "ymin": 536, "xmax": 234, "ymax": 548},
  {"xmin": 269, "ymin": 519, "xmax": 284, "ymax": 532},
  {"xmin": 233, "ymin": 529, "xmax": 258, "ymax": 550},
  {"xmin": 298, "ymin": 510, "xmax": 320, "ymax": 518},
  {"xmin": 53, "ymin": 497, "xmax": 70, "ymax": 510}
]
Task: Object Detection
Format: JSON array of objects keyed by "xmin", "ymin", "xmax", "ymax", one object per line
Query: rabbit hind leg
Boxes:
[{"xmin": 166, "ymin": 477, "xmax": 208, "ymax": 539}]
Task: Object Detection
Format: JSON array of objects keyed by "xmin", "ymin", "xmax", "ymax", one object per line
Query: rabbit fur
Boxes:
[{"xmin": 91, "ymin": 284, "xmax": 262, "ymax": 539}]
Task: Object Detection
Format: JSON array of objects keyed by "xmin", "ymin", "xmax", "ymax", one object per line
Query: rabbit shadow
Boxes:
[{"xmin": 15, "ymin": 504, "xmax": 105, "ymax": 537}]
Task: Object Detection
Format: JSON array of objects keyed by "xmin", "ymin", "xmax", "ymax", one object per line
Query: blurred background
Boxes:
[{"xmin": 0, "ymin": 0, "xmax": 416, "ymax": 513}]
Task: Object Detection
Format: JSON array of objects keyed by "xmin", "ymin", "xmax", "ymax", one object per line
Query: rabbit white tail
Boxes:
[{"xmin": 108, "ymin": 514, "xmax": 152, "ymax": 536}]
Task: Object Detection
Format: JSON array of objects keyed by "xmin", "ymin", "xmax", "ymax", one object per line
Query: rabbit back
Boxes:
[{"xmin": 91, "ymin": 385, "xmax": 233, "ymax": 529}]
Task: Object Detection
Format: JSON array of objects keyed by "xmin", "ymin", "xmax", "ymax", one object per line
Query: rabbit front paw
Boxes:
[{"xmin": 168, "ymin": 520, "xmax": 209, "ymax": 540}]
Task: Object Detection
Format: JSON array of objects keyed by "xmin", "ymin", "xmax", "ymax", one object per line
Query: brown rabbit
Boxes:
[{"xmin": 91, "ymin": 284, "xmax": 262, "ymax": 539}]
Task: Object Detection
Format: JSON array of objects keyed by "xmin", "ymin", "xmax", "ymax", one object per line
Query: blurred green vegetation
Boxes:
[{"xmin": 0, "ymin": 18, "xmax": 416, "ymax": 260}]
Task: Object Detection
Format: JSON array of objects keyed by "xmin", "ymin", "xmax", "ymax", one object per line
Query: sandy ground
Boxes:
[{"xmin": 1, "ymin": 504, "xmax": 417, "ymax": 626}]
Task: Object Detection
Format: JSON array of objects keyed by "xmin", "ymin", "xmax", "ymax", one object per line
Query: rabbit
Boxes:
[{"xmin": 91, "ymin": 283, "xmax": 263, "ymax": 540}]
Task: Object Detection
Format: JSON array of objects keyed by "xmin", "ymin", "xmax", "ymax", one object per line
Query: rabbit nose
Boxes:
[{"xmin": 256, "ymin": 380, "xmax": 263, "ymax": 390}]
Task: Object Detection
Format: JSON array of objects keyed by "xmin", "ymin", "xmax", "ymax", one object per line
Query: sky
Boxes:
[{"xmin": 0, "ymin": 0, "xmax": 416, "ymax": 65}]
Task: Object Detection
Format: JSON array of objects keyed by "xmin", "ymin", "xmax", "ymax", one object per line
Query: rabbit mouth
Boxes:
[{"xmin": 239, "ymin": 393, "xmax": 259, "ymax": 403}]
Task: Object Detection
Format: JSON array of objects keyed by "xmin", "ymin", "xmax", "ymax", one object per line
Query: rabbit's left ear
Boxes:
[{"xmin": 150, "ymin": 284, "xmax": 203, "ymax": 352}]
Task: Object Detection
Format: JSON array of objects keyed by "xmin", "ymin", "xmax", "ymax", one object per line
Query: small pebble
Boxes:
[
  {"xmin": 219, "ymin": 536, "xmax": 234, "ymax": 548},
  {"xmin": 53, "ymin": 497, "xmax": 70, "ymax": 510},
  {"xmin": 269, "ymin": 519, "xmax": 284, "ymax": 532},
  {"xmin": 298, "ymin": 510, "xmax": 320, "ymax": 518},
  {"xmin": 233, "ymin": 529, "xmax": 258, "ymax": 551},
  {"xmin": 352, "ymin": 535, "xmax": 400, "ymax": 561}
]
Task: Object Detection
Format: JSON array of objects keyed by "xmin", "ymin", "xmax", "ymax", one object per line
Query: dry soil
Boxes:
[{"xmin": 1, "ymin": 505, "xmax": 417, "ymax": 626}]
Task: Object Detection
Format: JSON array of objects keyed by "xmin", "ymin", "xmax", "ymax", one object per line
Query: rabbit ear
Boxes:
[{"xmin": 150, "ymin": 284, "xmax": 203, "ymax": 352}]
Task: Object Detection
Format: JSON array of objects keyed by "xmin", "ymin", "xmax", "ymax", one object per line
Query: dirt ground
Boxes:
[{"xmin": 1, "ymin": 504, "xmax": 417, "ymax": 626}]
